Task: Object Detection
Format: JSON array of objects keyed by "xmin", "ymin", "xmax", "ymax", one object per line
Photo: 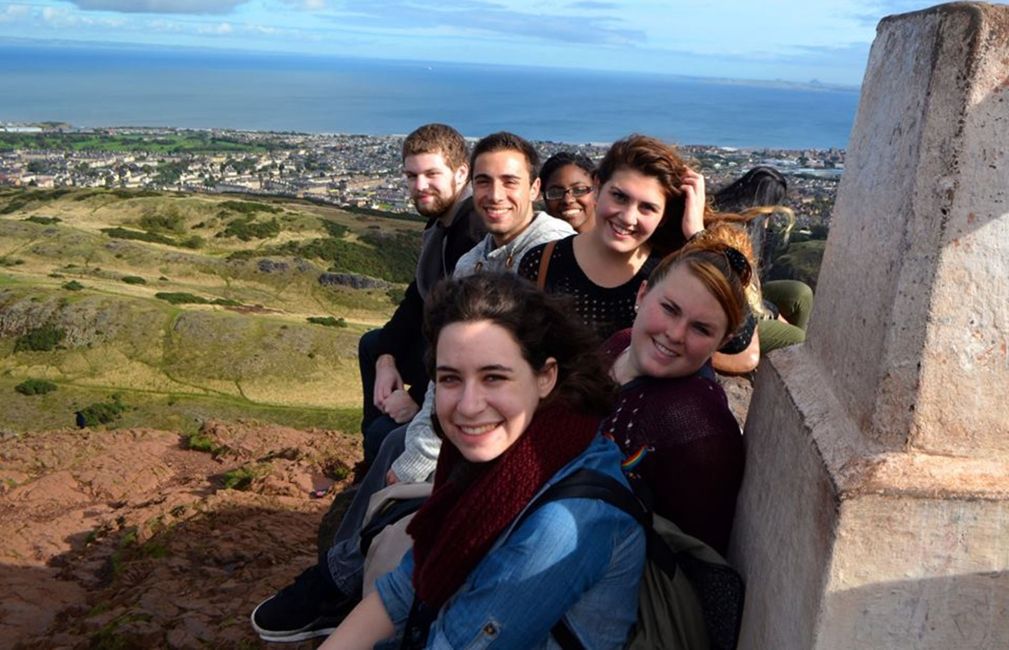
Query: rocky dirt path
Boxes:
[
  {"xmin": 0, "ymin": 421, "xmax": 360, "ymax": 649},
  {"xmin": 0, "ymin": 378, "xmax": 753, "ymax": 649}
]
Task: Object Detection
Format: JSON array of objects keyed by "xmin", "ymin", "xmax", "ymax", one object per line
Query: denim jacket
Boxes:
[{"xmin": 375, "ymin": 434, "xmax": 645, "ymax": 649}]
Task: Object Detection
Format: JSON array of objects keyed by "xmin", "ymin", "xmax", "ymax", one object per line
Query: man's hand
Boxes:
[
  {"xmin": 383, "ymin": 388, "xmax": 419, "ymax": 424},
  {"xmin": 680, "ymin": 166, "xmax": 706, "ymax": 240},
  {"xmin": 373, "ymin": 354, "xmax": 403, "ymax": 411}
]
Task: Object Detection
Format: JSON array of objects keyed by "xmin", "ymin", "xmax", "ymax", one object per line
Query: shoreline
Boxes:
[{"xmin": 1, "ymin": 122, "xmax": 848, "ymax": 155}]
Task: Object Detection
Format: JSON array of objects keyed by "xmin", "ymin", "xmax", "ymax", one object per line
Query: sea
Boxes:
[{"xmin": 0, "ymin": 42, "xmax": 860, "ymax": 150}]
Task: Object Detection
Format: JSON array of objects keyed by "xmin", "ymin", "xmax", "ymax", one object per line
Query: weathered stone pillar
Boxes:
[{"xmin": 730, "ymin": 3, "xmax": 1009, "ymax": 648}]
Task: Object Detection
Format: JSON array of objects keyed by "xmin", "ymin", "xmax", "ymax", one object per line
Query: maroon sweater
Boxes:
[{"xmin": 602, "ymin": 329, "xmax": 744, "ymax": 555}]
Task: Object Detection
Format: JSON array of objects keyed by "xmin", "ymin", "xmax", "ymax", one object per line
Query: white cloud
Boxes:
[
  {"xmin": 197, "ymin": 21, "xmax": 234, "ymax": 34},
  {"xmin": 282, "ymin": 0, "xmax": 327, "ymax": 8},
  {"xmin": 1, "ymin": 4, "xmax": 32, "ymax": 20},
  {"xmin": 71, "ymin": 1, "xmax": 249, "ymax": 14}
]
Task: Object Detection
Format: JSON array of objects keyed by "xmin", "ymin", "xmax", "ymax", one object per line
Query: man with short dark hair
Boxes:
[
  {"xmin": 357, "ymin": 124, "xmax": 484, "ymax": 468},
  {"xmin": 389, "ymin": 131, "xmax": 574, "ymax": 483}
]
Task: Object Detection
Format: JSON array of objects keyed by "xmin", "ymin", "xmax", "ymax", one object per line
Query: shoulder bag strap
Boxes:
[{"xmin": 536, "ymin": 239, "xmax": 558, "ymax": 291}]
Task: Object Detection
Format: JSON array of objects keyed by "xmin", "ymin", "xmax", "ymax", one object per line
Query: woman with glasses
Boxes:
[
  {"xmin": 519, "ymin": 134, "xmax": 708, "ymax": 341},
  {"xmin": 540, "ymin": 152, "xmax": 597, "ymax": 233}
]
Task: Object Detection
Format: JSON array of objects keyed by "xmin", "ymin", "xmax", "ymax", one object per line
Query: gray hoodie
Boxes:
[{"xmin": 390, "ymin": 211, "xmax": 575, "ymax": 482}]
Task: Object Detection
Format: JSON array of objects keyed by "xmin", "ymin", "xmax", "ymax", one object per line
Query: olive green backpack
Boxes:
[{"xmin": 539, "ymin": 469, "xmax": 746, "ymax": 650}]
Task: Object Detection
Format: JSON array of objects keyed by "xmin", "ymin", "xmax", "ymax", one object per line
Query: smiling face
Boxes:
[
  {"xmin": 628, "ymin": 264, "xmax": 730, "ymax": 380},
  {"xmin": 434, "ymin": 320, "xmax": 557, "ymax": 463},
  {"xmin": 472, "ymin": 149, "xmax": 541, "ymax": 246},
  {"xmin": 591, "ymin": 167, "xmax": 667, "ymax": 255},
  {"xmin": 544, "ymin": 163, "xmax": 596, "ymax": 232},
  {"xmin": 403, "ymin": 151, "xmax": 468, "ymax": 218}
]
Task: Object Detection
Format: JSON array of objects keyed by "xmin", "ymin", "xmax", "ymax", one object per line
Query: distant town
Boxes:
[{"xmin": 0, "ymin": 123, "xmax": 844, "ymax": 226}]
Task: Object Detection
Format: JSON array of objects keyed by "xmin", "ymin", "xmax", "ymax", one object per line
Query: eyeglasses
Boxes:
[{"xmin": 544, "ymin": 185, "xmax": 593, "ymax": 201}]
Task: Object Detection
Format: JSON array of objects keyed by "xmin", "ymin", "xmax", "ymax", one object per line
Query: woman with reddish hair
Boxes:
[
  {"xmin": 604, "ymin": 236, "xmax": 752, "ymax": 553},
  {"xmin": 520, "ymin": 134, "xmax": 709, "ymax": 341}
]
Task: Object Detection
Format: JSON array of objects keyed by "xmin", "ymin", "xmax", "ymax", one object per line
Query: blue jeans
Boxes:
[{"xmin": 326, "ymin": 424, "xmax": 408, "ymax": 596}]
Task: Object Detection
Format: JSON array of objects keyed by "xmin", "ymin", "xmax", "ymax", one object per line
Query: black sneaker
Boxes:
[{"xmin": 250, "ymin": 564, "xmax": 358, "ymax": 642}]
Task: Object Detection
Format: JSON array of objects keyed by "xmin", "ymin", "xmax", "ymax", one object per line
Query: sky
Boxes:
[{"xmin": 0, "ymin": 0, "xmax": 1002, "ymax": 86}]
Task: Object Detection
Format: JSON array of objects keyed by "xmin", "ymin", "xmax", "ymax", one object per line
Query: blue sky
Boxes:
[{"xmin": 0, "ymin": 1, "xmax": 1000, "ymax": 85}]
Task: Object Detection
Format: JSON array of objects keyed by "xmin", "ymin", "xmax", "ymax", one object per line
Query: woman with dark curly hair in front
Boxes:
[{"xmin": 321, "ymin": 272, "xmax": 645, "ymax": 649}]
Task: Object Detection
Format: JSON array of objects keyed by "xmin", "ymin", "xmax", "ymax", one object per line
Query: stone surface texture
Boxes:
[{"xmin": 731, "ymin": 4, "xmax": 1009, "ymax": 649}]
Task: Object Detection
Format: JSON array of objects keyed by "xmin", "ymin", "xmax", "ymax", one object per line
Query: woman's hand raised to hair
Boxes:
[{"xmin": 680, "ymin": 167, "xmax": 706, "ymax": 240}]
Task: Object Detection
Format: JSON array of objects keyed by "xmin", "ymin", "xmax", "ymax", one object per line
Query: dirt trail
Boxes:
[
  {"xmin": 0, "ymin": 421, "xmax": 360, "ymax": 649},
  {"xmin": 0, "ymin": 380, "xmax": 753, "ymax": 649}
]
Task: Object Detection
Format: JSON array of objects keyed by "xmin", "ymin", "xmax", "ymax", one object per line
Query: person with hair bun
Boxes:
[
  {"xmin": 604, "ymin": 237, "xmax": 751, "ymax": 554},
  {"xmin": 713, "ymin": 166, "xmax": 814, "ymax": 355},
  {"xmin": 540, "ymin": 151, "xmax": 597, "ymax": 232},
  {"xmin": 321, "ymin": 272, "xmax": 644, "ymax": 649}
]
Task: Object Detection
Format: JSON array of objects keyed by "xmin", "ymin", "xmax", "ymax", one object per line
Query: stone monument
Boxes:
[{"xmin": 730, "ymin": 3, "xmax": 1009, "ymax": 648}]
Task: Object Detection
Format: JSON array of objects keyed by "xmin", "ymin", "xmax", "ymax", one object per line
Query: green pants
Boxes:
[{"xmin": 758, "ymin": 280, "xmax": 814, "ymax": 354}]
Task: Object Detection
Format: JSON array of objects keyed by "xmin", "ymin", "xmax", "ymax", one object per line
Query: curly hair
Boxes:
[
  {"xmin": 402, "ymin": 123, "xmax": 469, "ymax": 171},
  {"xmin": 595, "ymin": 134, "xmax": 716, "ymax": 257},
  {"xmin": 424, "ymin": 273, "xmax": 615, "ymax": 417}
]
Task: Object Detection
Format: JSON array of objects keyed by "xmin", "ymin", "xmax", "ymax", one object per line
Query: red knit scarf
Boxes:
[{"xmin": 406, "ymin": 403, "xmax": 601, "ymax": 610}]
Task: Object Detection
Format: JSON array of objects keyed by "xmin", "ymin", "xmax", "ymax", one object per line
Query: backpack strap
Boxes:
[
  {"xmin": 523, "ymin": 468, "xmax": 649, "ymax": 527},
  {"xmin": 400, "ymin": 598, "xmax": 438, "ymax": 650},
  {"xmin": 536, "ymin": 239, "xmax": 558, "ymax": 291},
  {"xmin": 518, "ymin": 469, "xmax": 656, "ymax": 650},
  {"xmin": 534, "ymin": 470, "xmax": 745, "ymax": 650}
]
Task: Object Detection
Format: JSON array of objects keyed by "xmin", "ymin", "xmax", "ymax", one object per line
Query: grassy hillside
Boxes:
[{"xmin": 0, "ymin": 187, "xmax": 421, "ymax": 434}]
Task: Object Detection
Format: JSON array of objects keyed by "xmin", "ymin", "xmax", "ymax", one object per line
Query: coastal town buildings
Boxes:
[{"xmin": 0, "ymin": 125, "xmax": 842, "ymax": 226}]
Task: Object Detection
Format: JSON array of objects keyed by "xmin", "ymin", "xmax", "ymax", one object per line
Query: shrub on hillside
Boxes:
[
  {"xmin": 15, "ymin": 378, "xmax": 57, "ymax": 395},
  {"xmin": 14, "ymin": 325, "xmax": 66, "ymax": 352},
  {"xmin": 307, "ymin": 316, "xmax": 347, "ymax": 328},
  {"xmin": 220, "ymin": 464, "xmax": 264, "ymax": 491},
  {"xmin": 0, "ymin": 257, "xmax": 25, "ymax": 266},
  {"xmin": 1, "ymin": 194, "xmax": 34, "ymax": 214},
  {"xmin": 101, "ymin": 227, "xmax": 176, "ymax": 245},
  {"xmin": 321, "ymin": 220, "xmax": 349, "ymax": 238},
  {"xmin": 219, "ymin": 217, "xmax": 281, "ymax": 241},
  {"xmin": 179, "ymin": 235, "xmax": 205, "ymax": 249},
  {"xmin": 211, "ymin": 298, "xmax": 242, "ymax": 307},
  {"xmin": 75, "ymin": 397, "xmax": 127, "ymax": 427},
  {"xmin": 184, "ymin": 431, "xmax": 225, "ymax": 455},
  {"xmin": 121, "ymin": 275, "xmax": 147, "ymax": 285},
  {"xmin": 219, "ymin": 199, "xmax": 281, "ymax": 215},
  {"xmin": 139, "ymin": 206, "xmax": 186, "ymax": 233},
  {"xmin": 289, "ymin": 236, "xmax": 416, "ymax": 284},
  {"xmin": 155, "ymin": 292, "xmax": 209, "ymax": 305},
  {"xmin": 25, "ymin": 215, "xmax": 62, "ymax": 225},
  {"xmin": 63, "ymin": 280, "xmax": 85, "ymax": 291}
]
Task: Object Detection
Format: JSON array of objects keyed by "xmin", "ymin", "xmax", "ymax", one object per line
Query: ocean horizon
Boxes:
[{"xmin": 1, "ymin": 42, "xmax": 859, "ymax": 150}]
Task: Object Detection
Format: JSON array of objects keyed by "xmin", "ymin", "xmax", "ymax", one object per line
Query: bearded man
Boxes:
[{"xmin": 357, "ymin": 124, "xmax": 485, "ymax": 468}]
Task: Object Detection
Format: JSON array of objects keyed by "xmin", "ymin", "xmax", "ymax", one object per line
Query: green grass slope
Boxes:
[{"xmin": 0, "ymin": 188, "xmax": 422, "ymax": 433}]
